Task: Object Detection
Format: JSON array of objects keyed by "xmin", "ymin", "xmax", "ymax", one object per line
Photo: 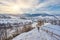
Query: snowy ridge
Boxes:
[
  {"xmin": 42, "ymin": 23, "xmax": 60, "ymax": 36},
  {"xmin": 12, "ymin": 28, "xmax": 54, "ymax": 40},
  {"xmin": 41, "ymin": 23, "xmax": 60, "ymax": 40},
  {"xmin": 12, "ymin": 23, "xmax": 60, "ymax": 40}
]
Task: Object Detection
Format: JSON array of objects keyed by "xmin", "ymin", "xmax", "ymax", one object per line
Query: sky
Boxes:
[{"xmin": 0, "ymin": 0, "xmax": 60, "ymax": 15}]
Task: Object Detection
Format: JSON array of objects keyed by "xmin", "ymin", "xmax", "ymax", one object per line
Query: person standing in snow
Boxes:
[{"xmin": 36, "ymin": 20, "xmax": 44, "ymax": 32}]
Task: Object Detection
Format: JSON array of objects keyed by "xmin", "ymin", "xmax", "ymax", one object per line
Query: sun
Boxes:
[{"xmin": 11, "ymin": 5, "xmax": 20, "ymax": 11}]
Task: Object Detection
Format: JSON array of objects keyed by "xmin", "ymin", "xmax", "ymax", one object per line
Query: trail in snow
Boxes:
[
  {"xmin": 12, "ymin": 23, "xmax": 60, "ymax": 40},
  {"xmin": 12, "ymin": 27, "xmax": 56, "ymax": 40},
  {"xmin": 41, "ymin": 23, "xmax": 60, "ymax": 40}
]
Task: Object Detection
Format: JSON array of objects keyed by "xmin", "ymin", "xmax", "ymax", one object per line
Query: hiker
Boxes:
[
  {"xmin": 37, "ymin": 26, "xmax": 40, "ymax": 32},
  {"xmin": 36, "ymin": 20, "xmax": 44, "ymax": 32}
]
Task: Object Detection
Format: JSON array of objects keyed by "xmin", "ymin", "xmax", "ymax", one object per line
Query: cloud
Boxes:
[
  {"xmin": 29, "ymin": 0, "xmax": 60, "ymax": 15},
  {"xmin": 0, "ymin": 0, "xmax": 40, "ymax": 14},
  {"xmin": 0, "ymin": 0, "xmax": 60, "ymax": 14}
]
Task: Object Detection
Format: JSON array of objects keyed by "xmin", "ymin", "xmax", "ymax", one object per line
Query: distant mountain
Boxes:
[
  {"xmin": 21, "ymin": 13, "xmax": 54, "ymax": 17},
  {"xmin": 0, "ymin": 13, "xmax": 60, "ymax": 19}
]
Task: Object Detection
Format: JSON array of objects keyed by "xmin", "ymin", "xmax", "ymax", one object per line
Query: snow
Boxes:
[
  {"xmin": 12, "ymin": 28, "xmax": 53, "ymax": 40},
  {"xmin": 0, "ymin": 18, "xmax": 32, "ymax": 24},
  {"xmin": 41, "ymin": 23, "xmax": 60, "ymax": 40},
  {"xmin": 32, "ymin": 22, "xmax": 37, "ymax": 27},
  {"xmin": 12, "ymin": 23, "xmax": 60, "ymax": 40},
  {"xmin": 42, "ymin": 23, "xmax": 60, "ymax": 35},
  {"xmin": 0, "ymin": 19, "xmax": 32, "ymax": 39}
]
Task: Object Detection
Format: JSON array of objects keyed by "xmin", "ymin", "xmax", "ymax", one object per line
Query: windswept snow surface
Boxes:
[
  {"xmin": 42, "ymin": 23, "xmax": 60, "ymax": 40},
  {"xmin": 42, "ymin": 23, "xmax": 60, "ymax": 35},
  {"xmin": 12, "ymin": 23, "xmax": 60, "ymax": 40}
]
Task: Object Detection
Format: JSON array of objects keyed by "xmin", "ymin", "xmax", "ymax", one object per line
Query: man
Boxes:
[{"xmin": 36, "ymin": 20, "xmax": 44, "ymax": 32}]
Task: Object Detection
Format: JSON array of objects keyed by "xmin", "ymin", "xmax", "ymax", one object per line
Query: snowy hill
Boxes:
[
  {"xmin": 12, "ymin": 28, "xmax": 53, "ymax": 40},
  {"xmin": 12, "ymin": 23, "xmax": 60, "ymax": 40},
  {"xmin": 19, "ymin": 13, "xmax": 54, "ymax": 17}
]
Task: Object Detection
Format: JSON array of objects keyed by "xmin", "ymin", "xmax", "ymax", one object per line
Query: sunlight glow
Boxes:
[
  {"xmin": 11, "ymin": 5, "xmax": 20, "ymax": 11},
  {"xmin": 0, "ymin": 0, "xmax": 39, "ymax": 14}
]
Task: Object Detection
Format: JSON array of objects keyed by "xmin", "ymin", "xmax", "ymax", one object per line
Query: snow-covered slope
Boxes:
[
  {"xmin": 41, "ymin": 23, "xmax": 60, "ymax": 40},
  {"xmin": 12, "ymin": 23, "xmax": 60, "ymax": 40},
  {"xmin": 12, "ymin": 28, "xmax": 53, "ymax": 40}
]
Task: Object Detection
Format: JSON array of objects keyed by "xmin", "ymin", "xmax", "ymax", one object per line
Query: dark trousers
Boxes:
[{"xmin": 37, "ymin": 27, "xmax": 40, "ymax": 32}]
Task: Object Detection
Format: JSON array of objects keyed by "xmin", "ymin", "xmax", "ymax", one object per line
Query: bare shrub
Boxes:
[{"xmin": 22, "ymin": 24, "xmax": 33, "ymax": 32}]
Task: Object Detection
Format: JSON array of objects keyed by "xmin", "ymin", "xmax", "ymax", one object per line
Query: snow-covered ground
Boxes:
[
  {"xmin": 12, "ymin": 23, "xmax": 60, "ymax": 40},
  {"xmin": 12, "ymin": 28, "xmax": 53, "ymax": 40},
  {"xmin": 41, "ymin": 23, "xmax": 60, "ymax": 40},
  {"xmin": 42, "ymin": 23, "xmax": 60, "ymax": 35}
]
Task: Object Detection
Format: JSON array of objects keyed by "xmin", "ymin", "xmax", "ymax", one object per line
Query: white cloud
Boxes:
[
  {"xmin": 29, "ymin": 0, "xmax": 60, "ymax": 14},
  {"xmin": 0, "ymin": 0, "xmax": 60, "ymax": 14},
  {"xmin": 0, "ymin": 0, "xmax": 40, "ymax": 14}
]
